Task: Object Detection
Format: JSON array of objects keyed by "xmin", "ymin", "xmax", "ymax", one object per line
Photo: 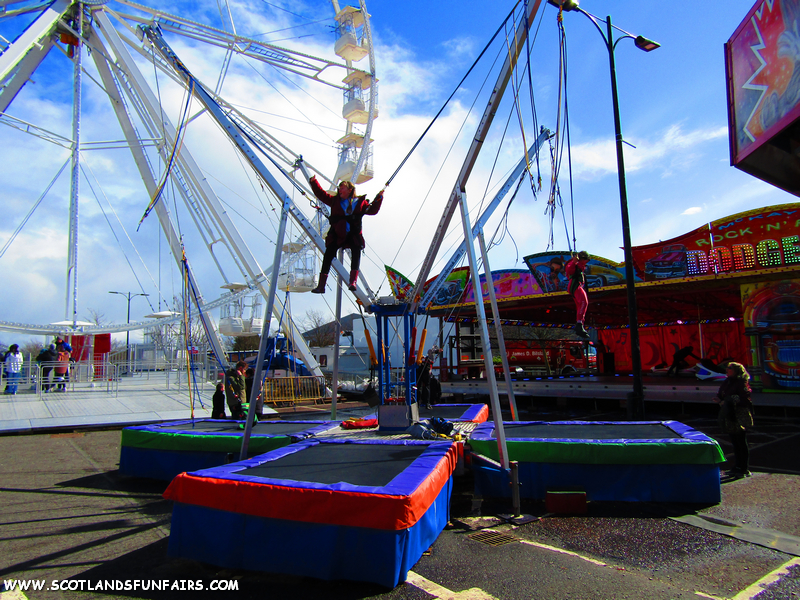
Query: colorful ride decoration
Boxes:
[
  {"xmin": 631, "ymin": 204, "xmax": 800, "ymax": 281},
  {"xmin": 741, "ymin": 278, "xmax": 800, "ymax": 390}
]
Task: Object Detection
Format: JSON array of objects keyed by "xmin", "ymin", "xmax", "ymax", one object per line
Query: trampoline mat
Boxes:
[
  {"xmin": 500, "ymin": 422, "xmax": 682, "ymax": 440},
  {"xmin": 240, "ymin": 443, "xmax": 428, "ymax": 487},
  {"xmin": 158, "ymin": 421, "xmax": 321, "ymax": 435}
]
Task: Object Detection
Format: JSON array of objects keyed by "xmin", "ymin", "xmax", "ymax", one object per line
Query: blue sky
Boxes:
[{"xmin": 0, "ymin": 0, "xmax": 795, "ymax": 346}]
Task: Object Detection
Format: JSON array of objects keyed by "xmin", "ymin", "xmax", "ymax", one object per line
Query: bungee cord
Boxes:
[{"xmin": 381, "ymin": 0, "xmax": 524, "ymax": 190}]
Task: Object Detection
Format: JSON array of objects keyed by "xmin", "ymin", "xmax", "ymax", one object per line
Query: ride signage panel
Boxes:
[
  {"xmin": 725, "ymin": 0, "xmax": 800, "ymax": 194},
  {"xmin": 631, "ymin": 204, "xmax": 800, "ymax": 281}
]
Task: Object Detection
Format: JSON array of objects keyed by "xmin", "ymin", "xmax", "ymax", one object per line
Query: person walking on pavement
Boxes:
[
  {"xmin": 712, "ymin": 361, "xmax": 754, "ymax": 478},
  {"xmin": 3, "ymin": 344, "xmax": 24, "ymax": 395}
]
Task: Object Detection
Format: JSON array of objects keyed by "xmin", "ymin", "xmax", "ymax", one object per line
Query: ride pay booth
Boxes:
[{"xmin": 372, "ymin": 303, "xmax": 421, "ymax": 431}]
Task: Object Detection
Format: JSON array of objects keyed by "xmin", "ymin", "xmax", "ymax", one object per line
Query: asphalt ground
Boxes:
[{"xmin": 0, "ymin": 399, "xmax": 798, "ymax": 600}]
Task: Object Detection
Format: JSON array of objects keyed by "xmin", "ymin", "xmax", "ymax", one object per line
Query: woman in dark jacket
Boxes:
[
  {"xmin": 712, "ymin": 362, "xmax": 754, "ymax": 477},
  {"xmin": 309, "ymin": 176, "xmax": 383, "ymax": 293}
]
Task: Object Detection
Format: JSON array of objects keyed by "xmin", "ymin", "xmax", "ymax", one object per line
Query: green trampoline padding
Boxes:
[
  {"xmin": 121, "ymin": 420, "xmax": 337, "ymax": 454},
  {"xmin": 468, "ymin": 421, "xmax": 725, "ymax": 465},
  {"xmin": 121, "ymin": 428, "xmax": 291, "ymax": 454}
]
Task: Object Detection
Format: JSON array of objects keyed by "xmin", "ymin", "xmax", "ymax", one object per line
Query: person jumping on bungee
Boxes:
[
  {"xmin": 565, "ymin": 250, "xmax": 591, "ymax": 339},
  {"xmin": 309, "ymin": 176, "xmax": 384, "ymax": 293}
]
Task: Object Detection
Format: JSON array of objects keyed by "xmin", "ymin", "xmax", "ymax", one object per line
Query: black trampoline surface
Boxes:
[
  {"xmin": 239, "ymin": 443, "xmax": 429, "ymax": 487},
  {"xmin": 500, "ymin": 422, "xmax": 683, "ymax": 440},
  {"xmin": 157, "ymin": 421, "xmax": 327, "ymax": 435}
]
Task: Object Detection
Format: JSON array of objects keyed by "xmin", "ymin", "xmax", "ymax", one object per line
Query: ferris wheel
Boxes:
[{"xmin": 0, "ymin": 0, "xmax": 379, "ymax": 368}]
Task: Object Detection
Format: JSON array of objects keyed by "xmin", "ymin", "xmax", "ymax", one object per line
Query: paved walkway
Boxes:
[
  {"xmin": 1, "ymin": 375, "xmax": 231, "ymax": 433},
  {"xmin": 0, "ymin": 374, "xmax": 379, "ymax": 433}
]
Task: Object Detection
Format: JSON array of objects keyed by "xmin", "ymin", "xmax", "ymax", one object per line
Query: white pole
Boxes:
[
  {"xmin": 65, "ymin": 6, "xmax": 82, "ymax": 324},
  {"xmin": 477, "ymin": 229, "xmax": 518, "ymax": 420},
  {"xmin": 458, "ymin": 191, "xmax": 509, "ymax": 470},
  {"xmin": 331, "ymin": 249, "xmax": 344, "ymax": 420}
]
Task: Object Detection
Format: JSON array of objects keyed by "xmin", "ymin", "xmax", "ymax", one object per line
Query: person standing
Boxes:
[
  {"xmin": 3, "ymin": 344, "xmax": 24, "ymax": 395},
  {"xmin": 712, "ymin": 362, "xmax": 754, "ymax": 477},
  {"xmin": 37, "ymin": 344, "xmax": 57, "ymax": 392},
  {"xmin": 225, "ymin": 360, "xmax": 248, "ymax": 420},
  {"xmin": 308, "ymin": 176, "xmax": 384, "ymax": 293},
  {"xmin": 416, "ymin": 356, "xmax": 432, "ymax": 410},
  {"xmin": 54, "ymin": 340, "xmax": 71, "ymax": 392},
  {"xmin": 211, "ymin": 382, "xmax": 226, "ymax": 419},
  {"xmin": 565, "ymin": 251, "xmax": 591, "ymax": 339}
]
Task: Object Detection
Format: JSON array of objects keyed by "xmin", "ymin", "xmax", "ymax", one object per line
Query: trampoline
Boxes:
[
  {"xmin": 417, "ymin": 403, "xmax": 488, "ymax": 423},
  {"xmin": 164, "ymin": 438, "xmax": 457, "ymax": 588},
  {"xmin": 469, "ymin": 420, "xmax": 724, "ymax": 503},
  {"xmin": 120, "ymin": 419, "xmax": 338, "ymax": 480}
]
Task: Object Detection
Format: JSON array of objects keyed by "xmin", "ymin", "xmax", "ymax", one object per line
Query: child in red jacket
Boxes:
[{"xmin": 565, "ymin": 251, "xmax": 590, "ymax": 338}]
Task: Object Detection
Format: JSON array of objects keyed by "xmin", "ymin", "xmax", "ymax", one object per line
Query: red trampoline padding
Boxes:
[
  {"xmin": 341, "ymin": 418, "xmax": 378, "ymax": 429},
  {"xmin": 472, "ymin": 404, "xmax": 489, "ymax": 423},
  {"xmin": 163, "ymin": 444, "xmax": 458, "ymax": 531}
]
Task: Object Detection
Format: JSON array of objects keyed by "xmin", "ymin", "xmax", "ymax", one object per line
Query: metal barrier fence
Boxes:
[
  {"xmin": 1, "ymin": 359, "xmax": 213, "ymax": 398},
  {"xmin": 263, "ymin": 376, "xmax": 325, "ymax": 407}
]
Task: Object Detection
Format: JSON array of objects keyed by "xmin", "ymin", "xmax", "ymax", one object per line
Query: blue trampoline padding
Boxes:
[
  {"xmin": 167, "ymin": 476, "xmax": 452, "ymax": 588},
  {"xmin": 453, "ymin": 404, "xmax": 489, "ymax": 423},
  {"xmin": 164, "ymin": 439, "xmax": 457, "ymax": 530},
  {"xmin": 119, "ymin": 447, "xmax": 235, "ymax": 481},
  {"xmin": 471, "ymin": 454, "xmax": 721, "ymax": 503}
]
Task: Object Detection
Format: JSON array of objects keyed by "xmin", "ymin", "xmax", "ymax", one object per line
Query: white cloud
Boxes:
[
  {"xmin": 568, "ymin": 124, "xmax": 729, "ymax": 181},
  {"xmin": 682, "ymin": 207, "xmax": 703, "ymax": 215},
  {"xmin": 441, "ymin": 37, "xmax": 477, "ymax": 61}
]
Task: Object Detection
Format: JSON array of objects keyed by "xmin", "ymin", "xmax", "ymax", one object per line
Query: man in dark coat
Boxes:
[
  {"xmin": 309, "ymin": 176, "xmax": 383, "ymax": 293},
  {"xmin": 225, "ymin": 361, "xmax": 247, "ymax": 419}
]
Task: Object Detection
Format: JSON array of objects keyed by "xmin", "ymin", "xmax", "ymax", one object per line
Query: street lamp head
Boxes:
[
  {"xmin": 634, "ymin": 35, "xmax": 660, "ymax": 52},
  {"xmin": 547, "ymin": 0, "xmax": 579, "ymax": 11}
]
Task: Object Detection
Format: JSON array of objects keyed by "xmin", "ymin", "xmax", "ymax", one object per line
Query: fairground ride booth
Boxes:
[{"xmin": 425, "ymin": 203, "xmax": 800, "ymax": 393}]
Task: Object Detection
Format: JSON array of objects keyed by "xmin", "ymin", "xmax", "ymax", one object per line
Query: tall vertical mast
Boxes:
[{"xmin": 65, "ymin": 4, "xmax": 83, "ymax": 325}]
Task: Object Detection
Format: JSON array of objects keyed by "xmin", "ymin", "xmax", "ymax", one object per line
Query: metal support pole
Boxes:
[
  {"xmin": 458, "ymin": 191, "xmax": 509, "ymax": 470},
  {"xmin": 607, "ymin": 16, "xmax": 645, "ymax": 419},
  {"xmin": 331, "ymin": 249, "xmax": 344, "ymax": 420},
  {"xmin": 240, "ymin": 193, "xmax": 290, "ymax": 460},
  {"xmin": 510, "ymin": 461, "xmax": 521, "ymax": 517},
  {"xmin": 477, "ymin": 229, "xmax": 519, "ymax": 420}
]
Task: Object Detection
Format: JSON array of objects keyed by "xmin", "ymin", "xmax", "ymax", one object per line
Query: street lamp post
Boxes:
[
  {"xmin": 109, "ymin": 291, "xmax": 149, "ymax": 372},
  {"xmin": 549, "ymin": 1, "xmax": 659, "ymax": 418}
]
